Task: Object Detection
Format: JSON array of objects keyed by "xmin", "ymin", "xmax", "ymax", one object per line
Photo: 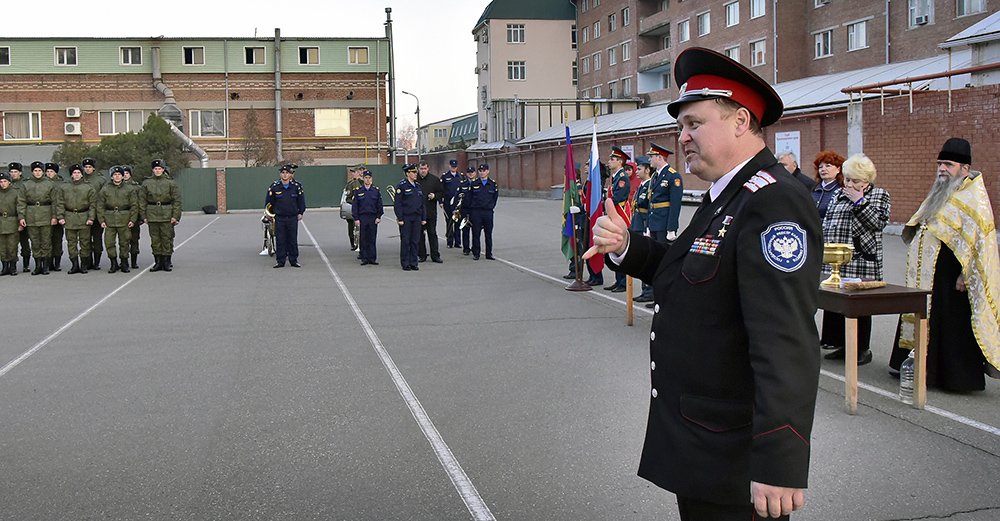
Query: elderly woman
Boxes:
[
  {"xmin": 820, "ymin": 153, "xmax": 892, "ymax": 365},
  {"xmin": 812, "ymin": 150, "xmax": 845, "ymax": 219}
]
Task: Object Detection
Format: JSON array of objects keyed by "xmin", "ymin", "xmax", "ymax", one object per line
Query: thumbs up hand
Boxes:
[{"xmin": 583, "ymin": 197, "xmax": 629, "ymax": 260}]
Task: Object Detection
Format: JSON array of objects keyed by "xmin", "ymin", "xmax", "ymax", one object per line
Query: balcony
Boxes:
[
  {"xmin": 638, "ymin": 9, "xmax": 671, "ymax": 37},
  {"xmin": 638, "ymin": 47, "xmax": 673, "ymax": 73}
]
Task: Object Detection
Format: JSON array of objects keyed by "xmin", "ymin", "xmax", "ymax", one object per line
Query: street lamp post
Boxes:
[{"xmin": 401, "ymin": 90, "xmax": 420, "ymax": 160}]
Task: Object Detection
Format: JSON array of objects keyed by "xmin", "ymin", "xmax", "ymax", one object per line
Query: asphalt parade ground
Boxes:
[{"xmin": 2, "ymin": 197, "xmax": 999, "ymax": 521}]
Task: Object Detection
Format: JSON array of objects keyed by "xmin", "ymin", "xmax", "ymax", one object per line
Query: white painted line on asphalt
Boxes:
[
  {"xmin": 497, "ymin": 257, "xmax": 1000, "ymax": 440},
  {"xmin": 303, "ymin": 223, "xmax": 496, "ymax": 521},
  {"xmin": 0, "ymin": 217, "xmax": 220, "ymax": 378}
]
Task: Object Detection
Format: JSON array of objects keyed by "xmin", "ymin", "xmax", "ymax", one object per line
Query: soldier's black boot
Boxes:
[
  {"xmin": 119, "ymin": 257, "xmax": 130, "ymax": 273},
  {"xmin": 92, "ymin": 252, "xmax": 102, "ymax": 270},
  {"xmin": 50, "ymin": 256, "xmax": 62, "ymax": 271},
  {"xmin": 150, "ymin": 255, "xmax": 163, "ymax": 272},
  {"xmin": 68, "ymin": 257, "xmax": 81, "ymax": 274},
  {"xmin": 40, "ymin": 258, "xmax": 50, "ymax": 275},
  {"xmin": 79, "ymin": 257, "xmax": 88, "ymax": 274},
  {"xmin": 163, "ymin": 255, "xmax": 172, "ymax": 272},
  {"xmin": 31, "ymin": 258, "xmax": 43, "ymax": 275},
  {"xmin": 9, "ymin": 261, "xmax": 17, "ymax": 276},
  {"xmin": 130, "ymin": 253, "xmax": 138, "ymax": 269},
  {"xmin": 109, "ymin": 258, "xmax": 120, "ymax": 274},
  {"xmin": 0, "ymin": 261, "xmax": 10, "ymax": 276}
]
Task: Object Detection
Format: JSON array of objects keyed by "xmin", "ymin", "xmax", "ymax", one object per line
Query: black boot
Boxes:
[
  {"xmin": 150, "ymin": 255, "xmax": 162, "ymax": 272},
  {"xmin": 31, "ymin": 258, "xmax": 43, "ymax": 275},
  {"xmin": 130, "ymin": 253, "xmax": 138, "ymax": 269},
  {"xmin": 41, "ymin": 257, "xmax": 49, "ymax": 275},
  {"xmin": 80, "ymin": 256, "xmax": 88, "ymax": 274},
  {"xmin": 22, "ymin": 257, "xmax": 30, "ymax": 272},
  {"xmin": 119, "ymin": 257, "xmax": 130, "ymax": 273},
  {"xmin": 0, "ymin": 261, "xmax": 10, "ymax": 276},
  {"xmin": 68, "ymin": 257, "xmax": 81, "ymax": 274},
  {"xmin": 109, "ymin": 258, "xmax": 120, "ymax": 274},
  {"xmin": 9, "ymin": 261, "xmax": 17, "ymax": 276},
  {"xmin": 92, "ymin": 252, "xmax": 102, "ymax": 270},
  {"xmin": 163, "ymin": 255, "xmax": 172, "ymax": 272},
  {"xmin": 49, "ymin": 256, "xmax": 61, "ymax": 271}
]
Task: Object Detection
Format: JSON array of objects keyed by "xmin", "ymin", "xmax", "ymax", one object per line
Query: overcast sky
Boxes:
[{"xmin": 4, "ymin": 0, "xmax": 487, "ymax": 128}]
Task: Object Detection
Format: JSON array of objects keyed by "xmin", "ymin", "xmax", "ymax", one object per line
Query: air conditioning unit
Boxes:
[
  {"xmin": 66, "ymin": 107, "xmax": 81, "ymax": 118},
  {"xmin": 64, "ymin": 122, "xmax": 82, "ymax": 135},
  {"xmin": 915, "ymin": 15, "xmax": 929, "ymax": 25}
]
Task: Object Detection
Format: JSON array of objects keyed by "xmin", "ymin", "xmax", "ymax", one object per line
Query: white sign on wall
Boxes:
[
  {"xmin": 622, "ymin": 145, "xmax": 635, "ymax": 162},
  {"xmin": 774, "ymin": 131, "xmax": 801, "ymax": 163}
]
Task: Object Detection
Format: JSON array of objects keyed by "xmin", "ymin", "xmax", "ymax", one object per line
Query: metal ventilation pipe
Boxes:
[
  {"xmin": 152, "ymin": 47, "xmax": 209, "ymax": 168},
  {"xmin": 166, "ymin": 121, "xmax": 210, "ymax": 168},
  {"xmin": 274, "ymin": 28, "xmax": 284, "ymax": 162}
]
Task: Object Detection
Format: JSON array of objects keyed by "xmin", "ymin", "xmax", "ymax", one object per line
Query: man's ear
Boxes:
[{"xmin": 733, "ymin": 107, "xmax": 752, "ymax": 137}]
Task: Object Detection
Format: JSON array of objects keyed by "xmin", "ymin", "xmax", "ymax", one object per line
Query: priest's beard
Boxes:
[{"xmin": 917, "ymin": 173, "xmax": 965, "ymax": 223}]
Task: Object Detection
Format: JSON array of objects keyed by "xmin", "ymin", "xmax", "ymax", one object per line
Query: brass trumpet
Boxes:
[
  {"xmin": 386, "ymin": 185, "xmax": 397, "ymax": 202},
  {"xmin": 451, "ymin": 192, "xmax": 470, "ymax": 229}
]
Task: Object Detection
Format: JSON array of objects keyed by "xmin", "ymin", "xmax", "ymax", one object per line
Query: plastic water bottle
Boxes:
[{"xmin": 899, "ymin": 350, "xmax": 915, "ymax": 405}]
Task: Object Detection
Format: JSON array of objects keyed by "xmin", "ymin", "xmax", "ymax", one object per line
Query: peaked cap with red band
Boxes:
[
  {"xmin": 609, "ymin": 146, "xmax": 631, "ymax": 162},
  {"xmin": 648, "ymin": 143, "xmax": 673, "ymax": 156},
  {"xmin": 667, "ymin": 47, "xmax": 783, "ymax": 127}
]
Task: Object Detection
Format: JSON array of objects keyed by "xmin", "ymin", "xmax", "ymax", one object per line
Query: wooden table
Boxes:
[{"xmin": 817, "ymin": 284, "xmax": 931, "ymax": 414}]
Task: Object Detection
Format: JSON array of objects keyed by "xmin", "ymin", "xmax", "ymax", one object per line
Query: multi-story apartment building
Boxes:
[
  {"xmin": 579, "ymin": 0, "xmax": 997, "ymax": 105},
  {"xmin": 473, "ymin": 0, "xmax": 580, "ymax": 143},
  {"xmin": 0, "ymin": 30, "xmax": 391, "ymax": 167}
]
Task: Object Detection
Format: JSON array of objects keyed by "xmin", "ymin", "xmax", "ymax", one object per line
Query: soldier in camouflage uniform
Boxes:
[
  {"xmin": 45, "ymin": 162, "xmax": 66, "ymax": 271},
  {"xmin": 98, "ymin": 166, "xmax": 139, "ymax": 274},
  {"xmin": 122, "ymin": 165, "xmax": 144, "ymax": 268},
  {"xmin": 8, "ymin": 162, "xmax": 31, "ymax": 272},
  {"xmin": 0, "ymin": 172, "xmax": 24, "ymax": 276},
  {"xmin": 58, "ymin": 164, "xmax": 97, "ymax": 275},
  {"xmin": 17, "ymin": 161, "xmax": 60, "ymax": 275},
  {"xmin": 139, "ymin": 159, "xmax": 181, "ymax": 272},
  {"xmin": 81, "ymin": 158, "xmax": 106, "ymax": 270}
]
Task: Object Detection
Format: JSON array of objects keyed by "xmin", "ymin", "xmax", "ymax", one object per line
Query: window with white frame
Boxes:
[
  {"xmin": 582, "ymin": 88, "xmax": 589, "ymax": 99},
  {"xmin": 593, "ymin": 21, "xmax": 601, "ymax": 38},
  {"xmin": 572, "ymin": 25, "xmax": 577, "ymax": 49},
  {"xmin": 189, "ymin": 110, "xmax": 226, "ymax": 137},
  {"xmin": 315, "ymin": 108, "xmax": 350, "ymax": 136},
  {"xmin": 815, "ymin": 0, "xmax": 826, "ymax": 6},
  {"xmin": 593, "ymin": 0, "xmax": 599, "ymax": 5},
  {"xmin": 349, "ymin": 47, "xmax": 369, "ymax": 65},
  {"xmin": 814, "ymin": 30, "xmax": 833, "ymax": 58},
  {"xmin": 244, "ymin": 47, "xmax": 265, "ymax": 65},
  {"xmin": 750, "ymin": 38, "xmax": 766, "ymax": 66},
  {"xmin": 623, "ymin": 8, "xmax": 631, "ymax": 26},
  {"xmin": 99, "ymin": 110, "xmax": 151, "ymax": 135},
  {"xmin": 3, "ymin": 112, "xmax": 41, "ymax": 140},
  {"xmin": 725, "ymin": 45, "xmax": 740, "ymax": 62},
  {"xmin": 678, "ymin": 19, "xmax": 690, "ymax": 42},
  {"xmin": 507, "ymin": 60, "xmax": 526, "ymax": 80},
  {"xmin": 582, "ymin": 56, "xmax": 590, "ymax": 73},
  {"xmin": 609, "ymin": 80, "xmax": 617, "ymax": 98},
  {"xmin": 663, "ymin": 26, "xmax": 672, "ymax": 49},
  {"xmin": 623, "ymin": 76, "xmax": 633, "ymax": 96},
  {"xmin": 120, "ymin": 47, "xmax": 141, "ymax": 65},
  {"xmin": 609, "ymin": 47, "xmax": 617, "ymax": 65},
  {"xmin": 847, "ymin": 20, "xmax": 868, "ymax": 51},
  {"xmin": 609, "ymin": 13, "xmax": 617, "ymax": 32},
  {"xmin": 662, "ymin": 72, "xmax": 671, "ymax": 89},
  {"xmin": 55, "ymin": 47, "xmax": 77, "ymax": 66},
  {"xmin": 581, "ymin": 0, "xmax": 588, "ymax": 12},
  {"xmin": 572, "ymin": 60, "xmax": 578, "ymax": 86},
  {"xmin": 957, "ymin": 0, "xmax": 986, "ymax": 16},
  {"xmin": 750, "ymin": 0, "xmax": 766, "ymax": 19},
  {"xmin": 183, "ymin": 46, "xmax": 204, "ymax": 65},
  {"xmin": 622, "ymin": 41, "xmax": 631, "ymax": 61},
  {"xmin": 697, "ymin": 12, "xmax": 711, "ymax": 36},
  {"xmin": 434, "ymin": 128, "xmax": 448, "ymax": 138},
  {"xmin": 507, "ymin": 24, "xmax": 525, "ymax": 43},
  {"xmin": 726, "ymin": 1, "xmax": 740, "ymax": 26},
  {"xmin": 660, "ymin": 0, "xmax": 670, "ymax": 9},
  {"xmin": 583, "ymin": 26, "xmax": 589, "ymax": 43},
  {"xmin": 593, "ymin": 85, "xmax": 601, "ymax": 97},
  {"xmin": 593, "ymin": 52, "xmax": 601, "ymax": 70},
  {"xmin": 299, "ymin": 47, "xmax": 319, "ymax": 65},
  {"xmin": 908, "ymin": 0, "xmax": 933, "ymax": 26},
  {"xmin": 0, "ymin": 47, "xmax": 9, "ymax": 66}
]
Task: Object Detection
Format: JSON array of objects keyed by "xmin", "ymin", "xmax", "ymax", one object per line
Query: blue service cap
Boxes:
[
  {"xmin": 449, "ymin": 159, "xmax": 458, "ymax": 167},
  {"xmin": 478, "ymin": 163, "xmax": 489, "ymax": 170}
]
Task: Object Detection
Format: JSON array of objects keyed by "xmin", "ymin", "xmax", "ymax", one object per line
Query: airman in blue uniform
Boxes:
[
  {"xmin": 441, "ymin": 159, "xmax": 462, "ymax": 248},
  {"xmin": 351, "ymin": 170, "xmax": 383, "ymax": 265},
  {"xmin": 265, "ymin": 164, "xmax": 305, "ymax": 268},
  {"xmin": 468, "ymin": 163, "xmax": 498, "ymax": 260},
  {"xmin": 395, "ymin": 164, "xmax": 426, "ymax": 270},
  {"xmin": 646, "ymin": 142, "xmax": 683, "ymax": 245},
  {"xmin": 631, "ymin": 157, "xmax": 656, "ymax": 302}
]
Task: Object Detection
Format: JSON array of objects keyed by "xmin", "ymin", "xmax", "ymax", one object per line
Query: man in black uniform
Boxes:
[
  {"xmin": 417, "ymin": 161, "xmax": 443, "ymax": 263},
  {"xmin": 394, "ymin": 164, "xmax": 425, "ymax": 271},
  {"xmin": 587, "ymin": 47, "xmax": 822, "ymax": 520},
  {"xmin": 265, "ymin": 164, "xmax": 305, "ymax": 268}
]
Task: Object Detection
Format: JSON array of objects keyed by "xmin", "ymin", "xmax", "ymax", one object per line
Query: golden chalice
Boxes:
[{"xmin": 821, "ymin": 243, "xmax": 854, "ymax": 287}]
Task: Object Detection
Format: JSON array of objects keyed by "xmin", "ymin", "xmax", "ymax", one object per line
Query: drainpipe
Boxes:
[
  {"xmin": 274, "ymin": 28, "xmax": 284, "ymax": 162},
  {"xmin": 151, "ymin": 46, "xmax": 209, "ymax": 168},
  {"xmin": 386, "ymin": 8, "xmax": 397, "ymax": 164}
]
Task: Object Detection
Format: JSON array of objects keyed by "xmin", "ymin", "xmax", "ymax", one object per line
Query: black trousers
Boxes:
[
  {"xmin": 418, "ymin": 211, "xmax": 440, "ymax": 260},
  {"xmin": 357, "ymin": 215, "xmax": 378, "ymax": 263},
  {"xmin": 677, "ymin": 496, "xmax": 789, "ymax": 521},
  {"xmin": 820, "ymin": 312, "xmax": 873, "ymax": 353},
  {"xmin": 470, "ymin": 208, "xmax": 493, "ymax": 258},
  {"xmin": 399, "ymin": 215, "xmax": 421, "ymax": 267}
]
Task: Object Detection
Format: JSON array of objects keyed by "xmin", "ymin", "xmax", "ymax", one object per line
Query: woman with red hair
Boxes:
[{"xmin": 812, "ymin": 150, "xmax": 845, "ymax": 219}]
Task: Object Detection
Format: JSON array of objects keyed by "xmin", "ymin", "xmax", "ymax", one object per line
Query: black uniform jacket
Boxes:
[{"xmin": 610, "ymin": 148, "xmax": 822, "ymax": 505}]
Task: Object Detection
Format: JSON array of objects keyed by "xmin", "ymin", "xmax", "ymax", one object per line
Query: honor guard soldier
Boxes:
[
  {"xmin": 468, "ymin": 163, "xmax": 498, "ymax": 260},
  {"xmin": 351, "ymin": 169, "xmax": 384, "ymax": 265},
  {"xmin": 630, "ymin": 156, "xmax": 654, "ymax": 302},
  {"xmin": 344, "ymin": 166, "xmax": 363, "ymax": 251},
  {"xmin": 265, "ymin": 164, "xmax": 305, "ymax": 268},
  {"xmin": 647, "ymin": 143, "xmax": 683, "ymax": 245},
  {"xmin": 440, "ymin": 159, "xmax": 462, "ymax": 248},
  {"xmin": 140, "ymin": 159, "xmax": 182, "ymax": 272},
  {"xmin": 8, "ymin": 162, "xmax": 31, "ymax": 272},
  {"xmin": 605, "ymin": 146, "xmax": 632, "ymax": 292},
  {"xmin": 18, "ymin": 161, "xmax": 60, "ymax": 275},
  {"xmin": 121, "ymin": 165, "xmax": 143, "ymax": 268},
  {"xmin": 0, "ymin": 172, "xmax": 24, "ymax": 276},
  {"xmin": 98, "ymin": 165, "xmax": 139, "ymax": 274},
  {"xmin": 459, "ymin": 166, "xmax": 476, "ymax": 255},
  {"xmin": 58, "ymin": 164, "xmax": 97, "ymax": 275},
  {"xmin": 45, "ymin": 163, "xmax": 66, "ymax": 271},
  {"xmin": 81, "ymin": 158, "xmax": 107, "ymax": 269},
  {"xmin": 395, "ymin": 164, "xmax": 426, "ymax": 270},
  {"xmin": 587, "ymin": 47, "xmax": 822, "ymax": 520}
]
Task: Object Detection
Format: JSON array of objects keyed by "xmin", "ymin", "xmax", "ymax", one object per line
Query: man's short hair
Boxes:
[
  {"xmin": 715, "ymin": 98, "xmax": 763, "ymax": 138},
  {"xmin": 775, "ymin": 150, "xmax": 798, "ymax": 164},
  {"xmin": 418, "ymin": 160, "xmax": 429, "ymax": 168}
]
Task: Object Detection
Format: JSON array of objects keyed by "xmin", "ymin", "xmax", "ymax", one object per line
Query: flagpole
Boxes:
[{"xmin": 565, "ymin": 122, "xmax": 590, "ymax": 292}]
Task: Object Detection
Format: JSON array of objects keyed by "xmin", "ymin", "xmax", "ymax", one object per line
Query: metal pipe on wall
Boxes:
[{"xmin": 274, "ymin": 28, "xmax": 284, "ymax": 163}]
